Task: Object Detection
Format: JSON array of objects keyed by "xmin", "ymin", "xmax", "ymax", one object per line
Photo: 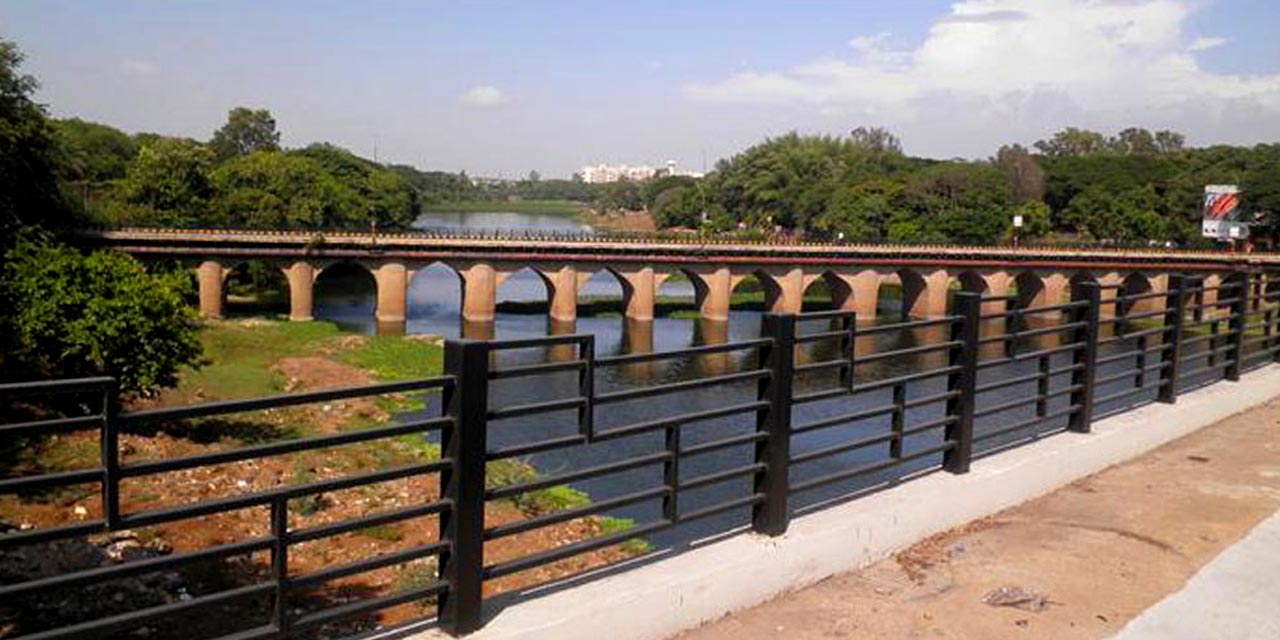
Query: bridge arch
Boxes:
[
  {"xmin": 313, "ymin": 261, "xmax": 378, "ymax": 324},
  {"xmin": 406, "ymin": 262, "xmax": 463, "ymax": 321}
]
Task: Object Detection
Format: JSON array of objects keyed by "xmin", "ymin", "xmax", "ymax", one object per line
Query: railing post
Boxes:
[
  {"xmin": 1226, "ymin": 271, "xmax": 1250, "ymax": 382},
  {"xmin": 270, "ymin": 497, "xmax": 291, "ymax": 634},
  {"xmin": 1158, "ymin": 275, "xmax": 1189, "ymax": 403},
  {"xmin": 944, "ymin": 292, "xmax": 980, "ymax": 474},
  {"xmin": 753, "ymin": 313, "xmax": 795, "ymax": 536},
  {"xmin": 1068, "ymin": 281, "xmax": 1102, "ymax": 433},
  {"xmin": 438, "ymin": 339, "xmax": 489, "ymax": 635},
  {"xmin": 101, "ymin": 380, "xmax": 121, "ymax": 528}
]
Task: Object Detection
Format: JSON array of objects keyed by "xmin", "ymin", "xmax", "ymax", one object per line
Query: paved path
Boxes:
[
  {"xmin": 673, "ymin": 397, "xmax": 1280, "ymax": 640},
  {"xmin": 1110, "ymin": 509, "xmax": 1280, "ymax": 640}
]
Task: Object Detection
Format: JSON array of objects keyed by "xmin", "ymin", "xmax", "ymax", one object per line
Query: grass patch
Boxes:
[
  {"xmin": 337, "ymin": 334, "xmax": 443, "ymax": 381},
  {"xmin": 182, "ymin": 320, "xmax": 343, "ymax": 399},
  {"xmin": 358, "ymin": 524, "xmax": 404, "ymax": 542},
  {"xmin": 599, "ymin": 516, "xmax": 652, "ymax": 554}
]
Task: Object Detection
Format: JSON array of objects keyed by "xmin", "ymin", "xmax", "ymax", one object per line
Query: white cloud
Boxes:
[
  {"xmin": 683, "ymin": 0, "xmax": 1280, "ymax": 153},
  {"xmin": 1189, "ymin": 35, "xmax": 1230, "ymax": 51},
  {"xmin": 119, "ymin": 60, "xmax": 160, "ymax": 77},
  {"xmin": 458, "ymin": 85, "xmax": 507, "ymax": 108}
]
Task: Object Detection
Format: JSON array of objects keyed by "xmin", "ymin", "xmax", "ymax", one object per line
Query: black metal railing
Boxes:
[{"xmin": 3, "ymin": 269, "xmax": 1280, "ymax": 639}]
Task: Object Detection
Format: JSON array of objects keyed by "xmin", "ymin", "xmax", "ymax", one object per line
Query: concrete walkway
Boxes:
[{"xmin": 1110, "ymin": 509, "xmax": 1280, "ymax": 640}]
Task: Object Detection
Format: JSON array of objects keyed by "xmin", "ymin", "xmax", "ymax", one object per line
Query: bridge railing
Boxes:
[{"xmin": 2, "ymin": 270, "xmax": 1280, "ymax": 639}]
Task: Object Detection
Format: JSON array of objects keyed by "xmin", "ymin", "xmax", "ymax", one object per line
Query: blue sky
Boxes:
[{"xmin": 4, "ymin": 1, "xmax": 1279, "ymax": 177}]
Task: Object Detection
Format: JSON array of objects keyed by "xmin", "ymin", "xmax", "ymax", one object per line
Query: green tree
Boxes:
[
  {"xmin": 0, "ymin": 39, "xmax": 73, "ymax": 233},
  {"xmin": 211, "ymin": 151, "xmax": 347, "ymax": 228},
  {"xmin": 812, "ymin": 178, "xmax": 904, "ymax": 242},
  {"xmin": 114, "ymin": 137, "xmax": 215, "ymax": 225},
  {"xmin": 53, "ymin": 118, "xmax": 138, "ymax": 183},
  {"xmin": 209, "ymin": 107, "xmax": 280, "ymax": 161},
  {"xmin": 1034, "ymin": 127, "xmax": 1111, "ymax": 158},
  {"xmin": 0, "ymin": 231, "xmax": 203, "ymax": 396},
  {"xmin": 993, "ymin": 144, "xmax": 1046, "ymax": 204}
]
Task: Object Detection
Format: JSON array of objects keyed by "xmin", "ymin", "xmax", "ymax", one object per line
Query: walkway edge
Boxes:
[{"xmin": 412, "ymin": 365, "xmax": 1280, "ymax": 640}]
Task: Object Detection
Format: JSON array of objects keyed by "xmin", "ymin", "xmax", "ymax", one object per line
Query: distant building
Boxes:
[{"xmin": 577, "ymin": 160, "xmax": 703, "ymax": 184}]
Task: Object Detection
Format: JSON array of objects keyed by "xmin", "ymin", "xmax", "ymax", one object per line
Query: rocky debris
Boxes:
[
  {"xmin": 982, "ymin": 585, "xmax": 1051, "ymax": 612},
  {"xmin": 0, "ymin": 524, "xmax": 185, "ymax": 636}
]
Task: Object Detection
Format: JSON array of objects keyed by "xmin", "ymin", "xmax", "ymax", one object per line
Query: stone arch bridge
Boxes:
[{"xmin": 83, "ymin": 228, "xmax": 1280, "ymax": 328}]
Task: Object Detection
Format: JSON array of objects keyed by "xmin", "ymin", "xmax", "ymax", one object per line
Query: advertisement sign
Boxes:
[{"xmin": 1202, "ymin": 185, "xmax": 1249, "ymax": 240}]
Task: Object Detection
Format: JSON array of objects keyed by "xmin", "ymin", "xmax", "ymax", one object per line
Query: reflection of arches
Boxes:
[{"xmin": 314, "ymin": 262, "xmax": 376, "ymax": 320}]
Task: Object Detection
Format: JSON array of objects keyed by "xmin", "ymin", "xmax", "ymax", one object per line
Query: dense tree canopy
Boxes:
[
  {"xmin": 1, "ymin": 231, "xmax": 203, "ymax": 395},
  {"xmin": 0, "ymin": 40, "xmax": 73, "ymax": 233},
  {"xmin": 209, "ymin": 107, "xmax": 280, "ymax": 161}
]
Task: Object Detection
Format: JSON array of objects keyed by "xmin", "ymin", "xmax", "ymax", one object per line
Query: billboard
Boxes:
[{"xmin": 1202, "ymin": 185, "xmax": 1249, "ymax": 240}]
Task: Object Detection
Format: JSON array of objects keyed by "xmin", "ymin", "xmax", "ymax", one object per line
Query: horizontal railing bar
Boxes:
[
  {"xmin": 976, "ymin": 342, "xmax": 1084, "ymax": 369},
  {"xmin": 0, "ymin": 536, "xmax": 273, "ymax": 599},
  {"xmin": 680, "ymin": 431, "xmax": 768, "ymax": 457},
  {"xmin": 856, "ymin": 316, "xmax": 961, "ymax": 335},
  {"xmin": 678, "ymin": 492, "xmax": 765, "ymax": 523},
  {"xmin": 0, "ymin": 414, "xmax": 103, "ymax": 438},
  {"xmin": 790, "ymin": 386, "xmax": 851, "ymax": 405},
  {"xmin": 679, "ymin": 462, "xmax": 767, "ymax": 491},
  {"xmin": 1180, "ymin": 332, "xmax": 1230, "ymax": 347},
  {"xmin": 487, "ymin": 396, "xmax": 586, "ymax": 421},
  {"xmin": 1094, "ymin": 364, "xmax": 1165, "ymax": 387},
  {"xmin": 121, "ymin": 416, "xmax": 453, "ymax": 478},
  {"xmin": 593, "ymin": 400, "xmax": 769, "ymax": 442},
  {"xmin": 289, "ymin": 499, "xmax": 452, "ymax": 545},
  {"xmin": 595, "ymin": 369, "xmax": 770, "ymax": 405},
  {"xmin": 487, "ymin": 452, "xmax": 670, "ymax": 501},
  {"xmin": 288, "ymin": 541, "xmax": 449, "ymax": 590},
  {"xmin": 790, "ymin": 432, "xmax": 894, "ymax": 465},
  {"xmin": 595, "ymin": 339, "xmax": 771, "ymax": 367},
  {"xmin": 0, "ymin": 520, "xmax": 105, "ymax": 551},
  {"xmin": 0, "ymin": 467, "xmax": 101, "ymax": 494},
  {"xmin": 485, "ymin": 486, "xmax": 670, "ymax": 540},
  {"xmin": 792, "ymin": 403, "xmax": 896, "ymax": 434},
  {"xmin": 486, "ymin": 434, "xmax": 587, "ymax": 461},
  {"xmin": 0, "ymin": 376, "xmax": 114, "ymax": 396},
  {"xmin": 794, "ymin": 359, "xmax": 851, "ymax": 373},
  {"xmin": 486, "ymin": 334, "xmax": 592, "ymax": 350},
  {"xmin": 796, "ymin": 309, "xmax": 855, "ymax": 320},
  {"xmin": 855, "ymin": 341, "xmax": 962, "ymax": 364},
  {"xmin": 489, "ymin": 359, "xmax": 586, "ymax": 380},
  {"xmin": 482, "ymin": 519, "xmax": 671, "ymax": 581},
  {"xmin": 790, "ymin": 441, "xmax": 953, "ymax": 494},
  {"xmin": 901, "ymin": 414, "xmax": 960, "ymax": 436},
  {"xmin": 1094, "ymin": 380, "xmax": 1163, "ymax": 406},
  {"xmin": 291, "ymin": 580, "xmax": 448, "ymax": 631},
  {"xmin": 903, "ymin": 390, "xmax": 960, "ymax": 409},
  {"xmin": 974, "ymin": 405, "xmax": 1079, "ymax": 443},
  {"xmin": 973, "ymin": 395, "xmax": 1043, "ymax": 419},
  {"xmin": 794, "ymin": 330, "xmax": 849, "ymax": 345},
  {"xmin": 1178, "ymin": 363, "xmax": 1228, "ymax": 380},
  {"xmin": 849, "ymin": 366, "xmax": 962, "ymax": 394},
  {"xmin": 118, "ymin": 462, "xmax": 448, "ymax": 530},
  {"xmin": 1120, "ymin": 308, "xmax": 1172, "ymax": 322},
  {"xmin": 13, "ymin": 582, "xmax": 276, "ymax": 640},
  {"xmin": 120, "ymin": 377, "xmax": 452, "ymax": 425},
  {"xmin": 976, "ymin": 370, "xmax": 1043, "ymax": 393}
]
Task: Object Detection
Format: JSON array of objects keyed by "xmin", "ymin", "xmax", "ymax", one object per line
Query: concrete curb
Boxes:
[{"xmin": 414, "ymin": 364, "xmax": 1280, "ymax": 640}]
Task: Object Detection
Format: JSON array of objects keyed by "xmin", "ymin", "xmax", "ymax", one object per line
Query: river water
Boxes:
[{"xmin": 309, "ymin": 211, "xmax": 1173, "ymax": 549}]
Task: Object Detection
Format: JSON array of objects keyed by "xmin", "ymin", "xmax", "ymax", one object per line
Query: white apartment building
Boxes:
[{"xmin": 577, "ymin": 160, "xmax": 703, "ymax": 183}]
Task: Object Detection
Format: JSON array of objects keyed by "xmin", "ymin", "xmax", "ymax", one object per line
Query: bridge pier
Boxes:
[
  {"xmin": 196, "ymin": 260, "xmax": 225, "ymax": 319},
  {"xmin": 373, "ymin": 263, "xmax": 409, "ymax": 325},
  {"xmin": 283, "ymin": 262, "xmax": 315, "ymax": 321},
  {"xmin": 612, "ymin": 267, "xmax": 661, "ymax": 322},
  {"xmin": 767, "ymin": 268, "xmax": 806, "ymax": 314},
  {"xmin": 457, "ymin": 264, "xmax": 502, "ymax": 324},
  {"xmin": 688, "ymin": 268, "xmax": 734, "ymax": 323},
  {"xmin": 537, "ymin": 266, "xmax": 580, "ymax": 323},
  {"xmin": 901, "ymin": 268, "xmax": 951, "ymax": 319}
]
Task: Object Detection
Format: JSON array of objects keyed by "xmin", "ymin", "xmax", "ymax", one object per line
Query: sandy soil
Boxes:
[{"xmin": 674, "ymin": 396, "xmax": 1280, "ymax": 640}]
